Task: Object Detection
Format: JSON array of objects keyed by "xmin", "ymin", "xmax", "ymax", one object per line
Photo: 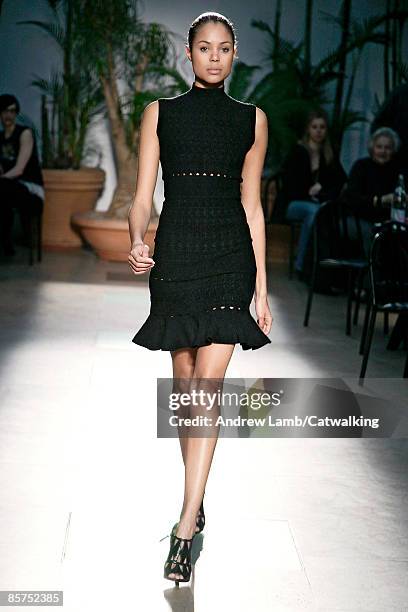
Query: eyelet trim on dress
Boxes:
[
  {"xmin": 208, "ymin": 305, "xmax": 242, "ymax": 310},
  {"xmin": 164, "ymin": 305, "xmax": 243, "ymax": 318},
  {"xmin": 170, "ymin": 171, "xmax": 239, "ymax": 179}
]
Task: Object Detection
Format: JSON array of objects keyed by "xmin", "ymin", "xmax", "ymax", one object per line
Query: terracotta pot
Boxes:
[
  {"xmin": 42, "ymin": 168, "xmax": 105, "ymax": 249},
  {"xmin": 71, "ymin": 211, "xmax": 158, "ymax": 262}
]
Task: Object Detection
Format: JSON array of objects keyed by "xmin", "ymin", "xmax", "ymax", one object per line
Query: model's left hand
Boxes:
[{"xmin": 255, "ymin": 295, "xmax": 273, "ymax": 334}]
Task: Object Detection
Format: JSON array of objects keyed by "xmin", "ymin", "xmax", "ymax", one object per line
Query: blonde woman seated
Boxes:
[{"xmin": 283, "ymin": 109, "xmax": 346, "ymax": 276}]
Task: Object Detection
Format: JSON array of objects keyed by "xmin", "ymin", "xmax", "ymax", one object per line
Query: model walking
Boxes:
[{"xmin": 128, "ymin": 12, "xmax": 272, "ymax": 585}]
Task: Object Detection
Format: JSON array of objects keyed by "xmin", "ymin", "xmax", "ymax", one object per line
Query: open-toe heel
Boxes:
[{"xmin": 164, "ymin": 526, "xmax": 194, "ymax": 585}]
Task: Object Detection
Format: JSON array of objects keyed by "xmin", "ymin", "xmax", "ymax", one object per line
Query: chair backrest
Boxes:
[
  {"xmin": 312, "ymin": 199, "xmax": 364, "ymax": 262},
  {"xmin": 340, "ymin": 203, "xmax": 366, "ymax": 258},
  {"xmin": 369, "ymin": 221, "xmax": 408, "ymax": 307}
]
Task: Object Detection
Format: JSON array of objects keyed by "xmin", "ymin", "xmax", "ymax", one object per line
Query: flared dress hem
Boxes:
[{"xmin": 132, "ymin": 308, "xmax": 271, "ymax": 352}]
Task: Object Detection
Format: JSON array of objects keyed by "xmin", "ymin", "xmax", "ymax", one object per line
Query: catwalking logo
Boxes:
[
  {"xmin": 271, "ymin": 415, "xmax": 380, "ymax": 429},
  {"xmin": 168, "ymin": 389, "xmax": 282, "ymax": 411}
]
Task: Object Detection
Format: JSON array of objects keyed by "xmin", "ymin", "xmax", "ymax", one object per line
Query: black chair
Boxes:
[
  {"xmin": 359, "ymin": 221, "xmax": 408, "ymax": 380},
  {"xmin": 303, "ymin": 199, "xmax": 368, "ymax": 334},
  {"xmin": 263, "ymin": 172, "xmax": 301, "ymax": 278},
  {"xmin": 27, "ymin": 208, "xmax": 43, "ymax": 265},
  {"xmin": 19, "ymin": 194, "xmax": 43, "ymax": 265}
]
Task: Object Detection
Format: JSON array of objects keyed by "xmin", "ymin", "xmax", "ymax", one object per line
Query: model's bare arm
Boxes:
[
  {"xmin": 241, "ymin": 107, "xmax": 269, "ymax": 298},
  {"xmin": 128, "ymin": 100, "xmax": 160, "ymax": 274},
  {"xmin": 240, "ymin": 107, "xmax": 272, "ymax": 333}
]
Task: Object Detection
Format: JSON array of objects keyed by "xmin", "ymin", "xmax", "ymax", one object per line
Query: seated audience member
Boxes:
[
  {"xmin": 341, "ymin": 127, "xmax": 406, "ymax": 257},
  {"xmin": 371, "ymin": 83, "xmax": 408, "ymax": 169},
  {"xmin": 283, "ymin": 109, "xmax": 347, "ymax": 277},
  {"xmin": 0, "ymin": 93, "xmax": 44, "ymax": 256}
]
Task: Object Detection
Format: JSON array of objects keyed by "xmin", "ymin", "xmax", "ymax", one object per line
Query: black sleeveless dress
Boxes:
[{"xmin": 131, "ymin": 82, "xmax": 271, "ymax": 351}]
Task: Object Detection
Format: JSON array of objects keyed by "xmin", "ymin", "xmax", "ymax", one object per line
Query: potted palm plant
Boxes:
[
  {"xmin": 19, "ymin": 0, "xmax": 106, "ymax": 249},
  {"xmin": 67, "ymin": 0, "xmax": 183, "ymax": 261}
]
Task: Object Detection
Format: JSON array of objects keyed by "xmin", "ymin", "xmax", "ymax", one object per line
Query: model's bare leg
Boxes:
[
  {"xmin": 171, "ymin": 346, "xmax": 214, "ymax": 536},
  {"xmin": 167, "ymin": 342, "xmax": 234, "ymax": 580},
  {"xmin": 171, "ymin": 347, "xmax": 197, "ymax": 465}
]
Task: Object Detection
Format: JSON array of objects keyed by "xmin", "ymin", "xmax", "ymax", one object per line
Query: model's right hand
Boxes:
[{"xmin": 128, "ymin": 242, "xmax": 155, "ymax": 275}]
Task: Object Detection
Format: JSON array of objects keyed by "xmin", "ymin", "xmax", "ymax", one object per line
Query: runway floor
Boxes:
[{"xmin": 0, "ymin": 247, "xmax": 407, "ymax": 611}]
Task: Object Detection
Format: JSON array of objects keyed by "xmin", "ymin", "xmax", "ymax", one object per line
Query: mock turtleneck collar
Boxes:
[{"xmin": 190, "ymin": 81, "xmax": 225, "ymax": 95}]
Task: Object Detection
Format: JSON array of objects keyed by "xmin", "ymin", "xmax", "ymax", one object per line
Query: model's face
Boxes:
[
  {"xmin": 308, "ymin": 118, "xmax": 327, "ymax": 144},
  {"xmin": 186, "ymin": 22, "xmax": 236, "ymax": 86},
  {"xmin": 0, "ymin": 104, "xmax": 18, "ymax": 128},
  {"xmin": 372, "ymin": 136, "xmax": 394, "ymax": 164}
]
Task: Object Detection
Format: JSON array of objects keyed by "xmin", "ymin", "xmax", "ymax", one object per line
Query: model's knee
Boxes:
[
  {"xmin": 174, "ymin": 364, "xmax": 195, "ymax": 378},
  {"xmin": 172, "ymin": 370, "xmax": 194, "ymax": 396},
  {"xmin": 190, "ymin": 372, "xmax": 225, "ymax": 392},
  {"xmin": 171, "ymin": 348, "xmax": 197, "ymax": 380}
]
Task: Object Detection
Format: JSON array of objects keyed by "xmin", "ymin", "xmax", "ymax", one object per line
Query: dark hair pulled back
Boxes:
[{"xmin": 187, "ymin": 12, "xmax": 237, "ymax": 50}]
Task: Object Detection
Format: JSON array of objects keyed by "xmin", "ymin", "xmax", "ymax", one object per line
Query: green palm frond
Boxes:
[
  {"xmin": 319, "ymin": 8, "xmax": 344, "ymax": 28},
  {"xmin": 31, "ymin": 71, "xmax": 63, "ymax": 97},
  {"xmin": 251, "ymin": 18, "xmax": 302, "ymax": 65},
  {"xmin": 17, "ymin": 20, "xmax": 65, "ymax": 48},
  {"xmin": 228, "ymin": 62, "xmax": 261, "ymax": 100},
  {"xmin": 314, "ymin": 47, "xmax": 348, "ymax": 74},
  {"xmin": 249, "ymin": 67, "xmax": 309, "ymax": 110},
  {"xmin": 251, "ymin": 19, "xmax": 298, "ymax": 55},
  {"xmin": 349, "ymin": 16, "xmax": 388, "ymax": 49},
  {"xmin": 251, "ymin": 18, "xmax": 274, "ymax": 36},
  {"xmin": 342, "ymin": 109, "xmax": 368, "ymax": 130},
  {"xmin": 142, "ymin": 64, "xmax": 190, "ymax": 97},
  {"xmin": 397, "ymin": 61, "xmax": 408, "ymax": 82}
]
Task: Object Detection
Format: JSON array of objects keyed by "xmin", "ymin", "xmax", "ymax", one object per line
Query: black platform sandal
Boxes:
[{"xmin": 164, "ymin": 523, "xmax": 194, "ymax": 586}]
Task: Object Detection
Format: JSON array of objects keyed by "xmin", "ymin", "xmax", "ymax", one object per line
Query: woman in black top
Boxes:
[
  {"xmin": 344, "ymin": 127, "xmax": 402, "ymax": 222},
  {"xmin": 342, "ymin": 126, "xmax": 405, "ymax": 256},
  {"xmin": 0, "ymin": 93, "xmax": 44, "ymax": 256},
  {"xmin": 284, "ymin": 109, "xmax": 346, "ymax": 274}
]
